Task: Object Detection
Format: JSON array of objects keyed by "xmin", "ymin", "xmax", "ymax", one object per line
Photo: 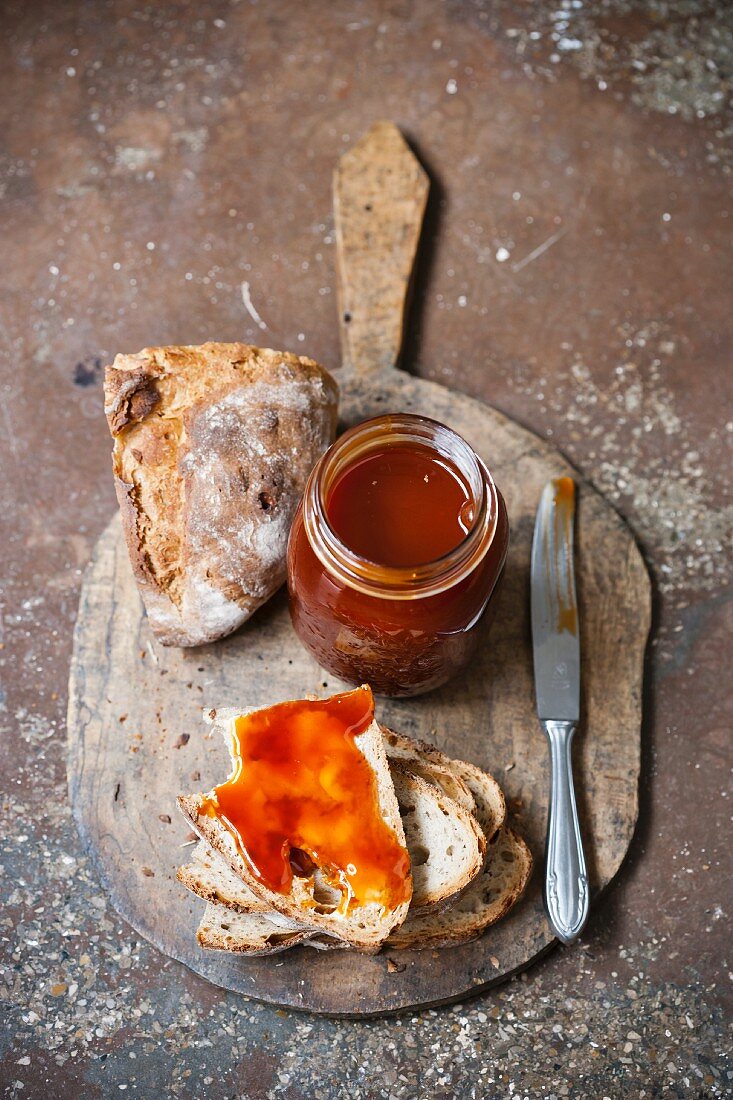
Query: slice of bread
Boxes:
[
  {"xmin": 386, "ymin": 737, "xmax": 530, "ymax": 950},
  {"xmin": 180, "ymin": 762, "xmax": 485, "ymax": 923},
  {"xmin": 387, "ymin": 826, "xmax": 532, "ymax": 950},
  {"xmin": 104, "ymin": 342, "xmax": 338, "ymax": 645},
  {"xmin": 389, "ymin": 744, "xmax": 475, "ymax": 814},
  {"xmin": 385, "ymin": 766, "xmax": 484, "ymax": 915},
  {"xmin": 195, "ymin": 904, "xmax": 349, "ymax": 955},
  {"xmin": 177, "ymin": 840, "xmax": 271, "ymax": 914},
  {"xmin": 381, "ymin": 727, "xmax": 506, "ymax": 844},
  {"xmin": 177, "ymin": 708, "xmax": 412, "ymax": 953}
]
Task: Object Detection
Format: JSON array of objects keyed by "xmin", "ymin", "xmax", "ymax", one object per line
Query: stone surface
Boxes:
[{"xmin": 1, "ymin": 0, "xmax": 731, "ymax": 1095}]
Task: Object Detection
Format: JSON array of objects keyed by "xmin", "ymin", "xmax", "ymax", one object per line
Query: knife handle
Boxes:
[{"xmin": 542, "ymin": 719, "xmax": 589, "ymax": 944}]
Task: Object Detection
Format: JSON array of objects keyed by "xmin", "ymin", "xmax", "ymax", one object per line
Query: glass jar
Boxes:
[{"xmin": 287, "ymin": 414, "xmax": 509, "ymax": 697}]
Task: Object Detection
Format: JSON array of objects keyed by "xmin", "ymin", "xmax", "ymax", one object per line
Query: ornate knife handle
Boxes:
[{"xmin": 542, "ymin": 719, "xmax": 589, "ymax": 943}]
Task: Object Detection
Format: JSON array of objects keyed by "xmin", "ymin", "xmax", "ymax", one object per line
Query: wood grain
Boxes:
[
  {"xmin": 334, "ymin": 120, "xmax": 429, "ymax": 377},
  {"xmin": 67, "ymin": 367, "xmax": 650, "ymax": 1015}
]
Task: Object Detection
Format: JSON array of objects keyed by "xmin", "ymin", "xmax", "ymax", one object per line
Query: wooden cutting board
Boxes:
[{"xmin": 67, "ymin": 123, "xmax": 651, "ymax": 1016}]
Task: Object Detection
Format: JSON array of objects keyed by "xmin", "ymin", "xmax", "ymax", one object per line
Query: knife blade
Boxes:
[
  {"xmin": 531, "ymin": 477, "xmax": 589, "ymax": 944},
  {"xmin": 531, "ymin": 476, "xmax": 580, "ymax": 722}
]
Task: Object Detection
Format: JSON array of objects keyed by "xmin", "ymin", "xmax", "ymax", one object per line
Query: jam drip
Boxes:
[{"xmin": 201, "ymin": 686, "xmax": 411, "ymax": 912}]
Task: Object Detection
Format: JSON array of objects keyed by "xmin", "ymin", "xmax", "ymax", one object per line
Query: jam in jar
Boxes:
[{"xmin": 287, "ymin": 413, "xmax": 509, "ymax": 697}]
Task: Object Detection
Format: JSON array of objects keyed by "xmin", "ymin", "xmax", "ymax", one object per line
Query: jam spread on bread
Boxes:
[
  {"xmin": 326, "ymin": 441, "xmax": 474, "ymax": 566},
  {"xmin": 199, "ymin": 686, "xmax": 411, "ymax": 912}
]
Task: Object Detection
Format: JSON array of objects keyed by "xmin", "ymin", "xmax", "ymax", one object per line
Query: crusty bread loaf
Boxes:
[
  {"xmin": 177, "ymin": 711, "xmax": 412, "ymax": 952},
  {"xmin": 104, "ymin": 342, "xmax": 338, "ymax": 646}
]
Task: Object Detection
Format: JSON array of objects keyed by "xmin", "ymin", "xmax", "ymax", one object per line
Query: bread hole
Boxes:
[
  {"xmin": 289, "ymin": 847, "xmax": 316, "ymax": 878},
  {"xmin": 364, "ymin": 203, "xmax": 372, "ymax": 211},
  {"xmin": 220, "ymin": 922, "xmax": 230, "ymax": 931},
  {"xmin": 445, "ymin": 845, "xmax": 454, "ymax": 858},
  {"xmin": 258, "ymin": 491, "xmax": 275, "ymax": 512},
  {"xmin": 267, "ymin": 933, "xmax": 296, "ymax": 946},
  {"xmin": 343, "ymin": 311, "xmax": 352, "ymax": 323},
  {"xmin": 311, "ymin": 870, "xmax": 341, "ymax": 913},
  {"xmin": 501, "ymin": 851, "xmax": 516, "ymax": 864},
  {"xmin": 400, "ymin": 803, "xmax": 416, "ymax": 815},
  {"xmin": 411, "ymin": 845, "xmax": 430, "ymax": 867}
]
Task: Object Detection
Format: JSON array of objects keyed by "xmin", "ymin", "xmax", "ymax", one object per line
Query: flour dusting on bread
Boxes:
[{"xmin": 104, "ymin": 342, "xmax": 338, "ymax": 646}]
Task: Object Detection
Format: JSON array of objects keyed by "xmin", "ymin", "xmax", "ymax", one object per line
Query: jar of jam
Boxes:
[{"xmin": 287, "ymin": 413, "xmax": 509, "ymax": 697}]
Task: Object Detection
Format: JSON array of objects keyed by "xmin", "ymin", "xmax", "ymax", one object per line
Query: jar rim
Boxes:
[{"xmin": 302, "ymin": 413, "xmax": 499, "ymax": 600}]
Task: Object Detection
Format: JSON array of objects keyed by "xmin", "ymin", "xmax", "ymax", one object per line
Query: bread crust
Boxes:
[{"xmin": 104, "ymin": 342, "xmax": 338, "ymax": 646}]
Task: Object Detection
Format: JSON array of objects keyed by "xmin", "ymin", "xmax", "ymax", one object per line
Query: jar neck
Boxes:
[{"xmin": 302, "ymin": 414, "xmax": 499, "ymax": 601}]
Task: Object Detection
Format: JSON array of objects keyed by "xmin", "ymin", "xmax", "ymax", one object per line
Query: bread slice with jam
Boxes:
[
  {"xmin": 179, "ymin": 761, "xmax": 485, "ymax": 923},
  {"xmin": 177, "ymin": 686, "xmax": 412, "ymax": 953}
]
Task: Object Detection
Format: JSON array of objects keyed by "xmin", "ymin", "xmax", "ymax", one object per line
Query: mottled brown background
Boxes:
[{"xmin": 1, "ymin": 1, "xmax": 731, "ymax": 1097}]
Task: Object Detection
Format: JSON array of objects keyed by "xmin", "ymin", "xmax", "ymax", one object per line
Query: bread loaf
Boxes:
[{"xmin": 104, "ymin": 342, "xmax": 338, "ymax": 645}]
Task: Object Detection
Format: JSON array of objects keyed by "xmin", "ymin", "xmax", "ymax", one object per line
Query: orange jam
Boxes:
[
  {"xmin": 287, "ymin": 414, "xmax": 509, "ymax": 697},
  {"xmin": 200, "ymin": 686, "xmax": 411, "ymax": 911},
  {"xmin": 326, "ymin": 442, "xmax": 475, "ymax": 567}
]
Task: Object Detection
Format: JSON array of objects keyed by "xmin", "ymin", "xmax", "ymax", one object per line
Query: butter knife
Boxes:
[{"xmin": 530, "ymin": 477, "xmax": 589, "ymax": 944}]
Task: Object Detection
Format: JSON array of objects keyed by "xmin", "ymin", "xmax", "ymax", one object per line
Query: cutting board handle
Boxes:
[{"xmin": 333, "ymin": 120, "xmax": 429, "ymax": 378}]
